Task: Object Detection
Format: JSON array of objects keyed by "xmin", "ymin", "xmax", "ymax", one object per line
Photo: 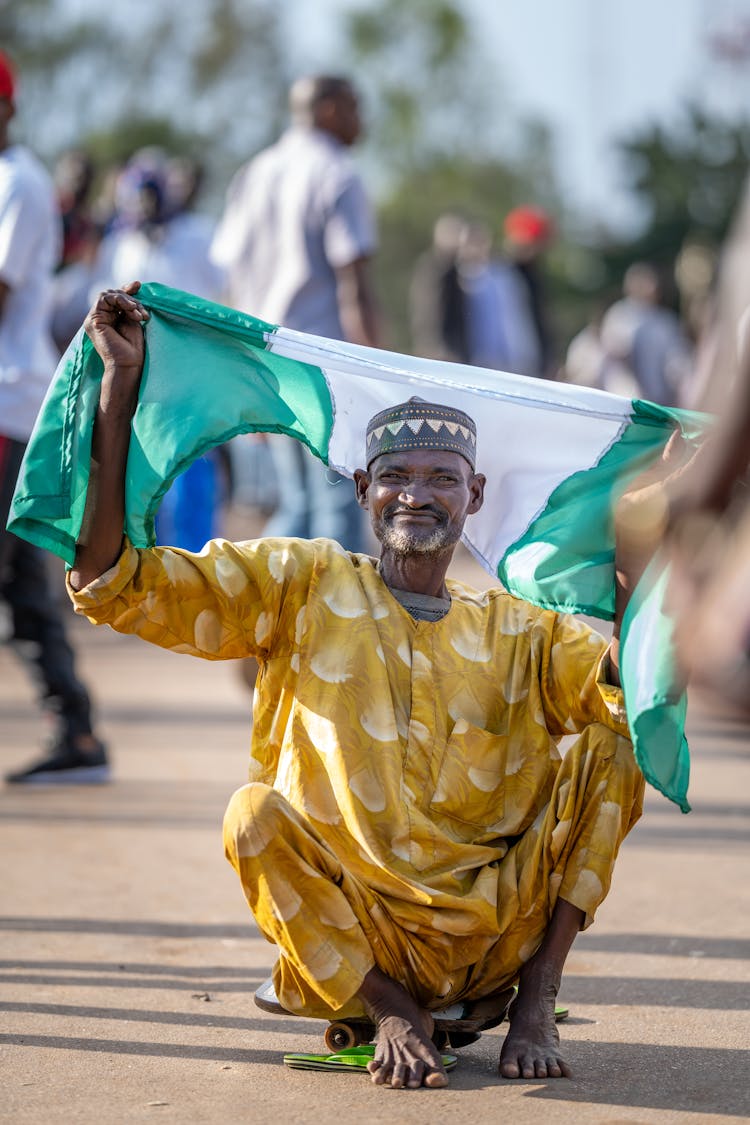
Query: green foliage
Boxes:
[
  {"xmin": 601, "ymin": 105, "xmax": 750, "ymax": 295},
  {"xmin": 1, "ymin": 0, "xmax": 286, "ymax": 184}
]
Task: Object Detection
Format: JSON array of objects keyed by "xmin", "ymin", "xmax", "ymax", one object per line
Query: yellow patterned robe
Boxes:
[{"xmin": 69, "ymin": 536, "xmax": 643, "ymax": 1016}]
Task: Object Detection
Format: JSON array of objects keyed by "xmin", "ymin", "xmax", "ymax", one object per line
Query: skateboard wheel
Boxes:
[{"xmin": 325, "ymin": 1022, "xmax": 358, "ymax": 1051}]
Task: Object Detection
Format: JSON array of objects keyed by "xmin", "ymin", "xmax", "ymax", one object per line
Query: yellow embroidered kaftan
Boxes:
[{"xmin": 69, "ymin": 536, "xmax": 643, "ymax": 1014}]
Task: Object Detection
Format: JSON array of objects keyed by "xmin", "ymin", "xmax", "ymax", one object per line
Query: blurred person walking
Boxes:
[
  {"xmin": 502, "ymin": 205, "xmax": 556, "ymax": 378},
  {"xmin": 211, "ymin": 75, "xmax": 379, "ymax": 552},
  {"xmin": 0, "ymin": 51, "xmax": 108, "ymax": 784},
  {"xmin": 600, "ymin": 263, "xmax": 692, "ymax": 407},
  {"xmin": 409, "ymin": 213, "xmax": 470, "ymax": 363}
]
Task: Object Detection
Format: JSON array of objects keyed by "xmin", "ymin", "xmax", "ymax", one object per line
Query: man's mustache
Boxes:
[{"xmin": 383, "ymin": 503, "xmax": 447, "ymax": 522}]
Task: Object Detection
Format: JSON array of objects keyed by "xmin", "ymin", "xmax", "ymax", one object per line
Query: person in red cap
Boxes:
[
  {"xmin": 503, "ymin": 205, "xmax": 555, "ymax": 377},
  {"xmin": 0, "ymin": 50, "xmax": 109, "ymax": 784}
]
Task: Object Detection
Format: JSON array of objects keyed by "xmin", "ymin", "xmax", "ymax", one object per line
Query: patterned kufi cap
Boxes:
[{"xmin": 366, "ymin": 398, "xmax": 477, "ymax": 469}]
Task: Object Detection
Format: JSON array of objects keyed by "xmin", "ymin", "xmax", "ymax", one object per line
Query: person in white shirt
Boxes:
[
  {"xmin": 211, "ymin": 75, "xmax": 379, "ymax": 551},
  {"xmin": 0, "ymin": 50, "xmax": 108, "ymax": 785}
]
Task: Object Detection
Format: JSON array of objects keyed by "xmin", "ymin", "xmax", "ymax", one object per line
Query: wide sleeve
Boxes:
[
  {"xmin": 536, "ymin": 610, "xmax": 630, "ymax": 739},
  {"xmin": 67, "ymin": 536, "xmax": 317, "ymax": 662}
]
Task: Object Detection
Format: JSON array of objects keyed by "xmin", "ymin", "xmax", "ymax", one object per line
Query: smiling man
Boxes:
[{"xmin": 68, "ymin": 285, "xmax": 647, "ymax": 1090}]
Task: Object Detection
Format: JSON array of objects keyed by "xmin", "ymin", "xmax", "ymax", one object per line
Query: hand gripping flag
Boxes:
[{"xmin": 8, "ymin": 283, "xmax": 710, "ymax": 810}]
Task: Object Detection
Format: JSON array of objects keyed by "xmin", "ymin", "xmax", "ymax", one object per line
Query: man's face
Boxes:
[
  {"xmin": 319, "ymin": 86, "xmax": 361, "ymax": 146},
  {"xmin": 355, "ymin": 449, "xmax": 485, "ymax": 557}
]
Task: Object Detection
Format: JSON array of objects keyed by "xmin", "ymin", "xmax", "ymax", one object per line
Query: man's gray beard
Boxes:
[{"xmin": 375, "ymin": 520, "xmax": 460, "ymax": 557}]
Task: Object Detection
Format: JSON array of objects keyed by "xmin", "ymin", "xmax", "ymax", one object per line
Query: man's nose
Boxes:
[{"xmin": 398, "ymin": 480, "xmax": 430, "ymax": 505}]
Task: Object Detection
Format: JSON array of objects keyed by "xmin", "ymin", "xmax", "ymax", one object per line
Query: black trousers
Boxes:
[{"xmin": 0, "ymin": 435, "xmax": 93, "ymax": 741}]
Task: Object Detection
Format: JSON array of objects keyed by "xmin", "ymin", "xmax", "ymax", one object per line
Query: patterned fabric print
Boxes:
[
  {"xmin": 70, "ymin": 536, "xmax": 642, "ymax": 1011},
  {"xmin": 223, "ymin": 724, "xmax": 643, "ymax": 1017}
]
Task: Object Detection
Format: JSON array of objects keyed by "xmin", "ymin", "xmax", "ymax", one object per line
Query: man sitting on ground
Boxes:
[{"xmin": 69, "ymin": 284, "xmax": 651, "ymax": 1090}]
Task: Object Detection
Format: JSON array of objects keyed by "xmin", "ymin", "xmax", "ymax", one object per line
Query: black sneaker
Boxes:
[{"xmin": 5, "ymin": 738, "xmax": 111, "ymax": 785}]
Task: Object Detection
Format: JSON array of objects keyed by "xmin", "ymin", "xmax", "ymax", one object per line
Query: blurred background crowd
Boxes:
[{"xmin": 6, "ymin": 0, "xmax": 750, "ymax": 399}]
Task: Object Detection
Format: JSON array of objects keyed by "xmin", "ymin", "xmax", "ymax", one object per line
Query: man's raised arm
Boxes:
[{"xmin": 69, "ymin": 283, "xmax": 150, "ymax": 592}]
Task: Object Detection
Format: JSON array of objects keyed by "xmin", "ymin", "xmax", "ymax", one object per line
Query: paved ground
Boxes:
[{"xmin": 1, "ymin": 547, "xmax": 749, "ymax": 1124}]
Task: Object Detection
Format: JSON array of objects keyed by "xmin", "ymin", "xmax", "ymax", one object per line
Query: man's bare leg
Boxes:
[
  {"xmin": 358, "ymin": 966, "xmax": 448, "ymax": 1089},
  {"xmin": 499, "ymin": 897, "xmax": 583, "ymax": 1079}
]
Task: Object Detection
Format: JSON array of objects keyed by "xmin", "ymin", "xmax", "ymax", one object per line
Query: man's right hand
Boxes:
[{"xmin": 84, "ymin": 282, "xmax": 149, "ymax": 375}]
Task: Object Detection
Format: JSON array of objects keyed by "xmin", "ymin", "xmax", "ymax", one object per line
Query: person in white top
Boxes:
[
  {"xmin": 0, "ymin": 50, "xmax": 109, "ymax": 785},
  {"xmin": 211, "ymin": 75, "xmax": 379, "ymax": 551}
]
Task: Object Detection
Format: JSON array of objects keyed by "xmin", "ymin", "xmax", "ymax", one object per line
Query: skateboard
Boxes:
[{"xmin": 255, "ymin": 976, "xmax": 569, "ymax": 1054}]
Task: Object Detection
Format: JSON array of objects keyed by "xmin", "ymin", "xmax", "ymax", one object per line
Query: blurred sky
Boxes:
[{"xmin": 283, "ymin": 0, "xmax": 750, "ymax": 232}]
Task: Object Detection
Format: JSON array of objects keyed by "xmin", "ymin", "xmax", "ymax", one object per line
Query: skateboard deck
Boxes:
[{"xmin": 255, "ymin": 977, "xmax": 568, "ymax": 1053}]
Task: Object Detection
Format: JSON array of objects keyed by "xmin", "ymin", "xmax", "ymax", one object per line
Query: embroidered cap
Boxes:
[{"xmin": 366, "ymin": 398, "xmax": 477, "ymax": 469}]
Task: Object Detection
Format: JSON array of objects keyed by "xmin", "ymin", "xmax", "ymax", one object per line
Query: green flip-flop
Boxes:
[{"xmin": 284, "ymin": 1043, "xmax": 458, "ymax": 1072}]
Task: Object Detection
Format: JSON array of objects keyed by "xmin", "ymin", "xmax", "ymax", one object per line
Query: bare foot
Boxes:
[
  {"xmin": 498, "ymin": 968, "xmax": 571, "ymax": 1079},
  {"xmin": 358, "ymin": 967, "xmax": 448, "ymax": 1089}
]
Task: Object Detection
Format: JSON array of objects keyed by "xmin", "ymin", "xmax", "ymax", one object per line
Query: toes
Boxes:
[
  {"xmin": 424, "ymin": 1067, "xmax": 449, "ymax": 1088},
  {"xmin": 520, "ymin": 1053, "xmax": 536, "ymax": 1079},
  {"xmin": 546, "ymin": 1055, "xmax": 563, "ymax": 1078},
  {"xmin": 498, "ymin": 1057, "xmax": 521, "ymax": 1079}
]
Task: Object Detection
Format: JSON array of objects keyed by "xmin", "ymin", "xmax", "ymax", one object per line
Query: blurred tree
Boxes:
[
  {"xmin": 0, "ymin": 0, "xmax": 287, "ymax": 199},
  {"xmin": 344, "ymin": 0, "xmax": 572, "ymax": 352},
  {"xmin": 602, "ymin": 105, "xmax": 750, "ymax": 299}
]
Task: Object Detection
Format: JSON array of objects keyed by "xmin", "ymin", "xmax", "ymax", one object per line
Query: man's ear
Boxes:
[
  {"xmin": 353, "ymin": 467, "xmax": 370, "ymax": 509},
  {"xmin": 467, "ymin": 472, "xmax": 486, "ymax": 515}
]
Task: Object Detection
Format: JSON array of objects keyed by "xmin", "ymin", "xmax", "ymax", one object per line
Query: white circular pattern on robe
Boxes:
[
  {"xmin": 299, "ymin": 707, "xmax": 340, "ymax": 755},
  {"xmin": 397, "ymin": 640, "xmax": 412, "ymax": 667},
  {"xmin": 374, "ymin": 642, "xmax": 385, "ymax": 664},
  {"xmin": 447, "ymin": 693, "xmax": 487, "ymax": 729},
  {"xmin": 275, "ymin": 746, "xmax": 295, "ymax": 795},
  {"xmin": 468, "ymin": 764, "xmax": 502, "ymax": 793},
  {"xmin": 449, "ymin": 629, "xmax": 492, "ymax": 662},
  {"xmin": 290, "ymin": 653, "xmax": 300, "ymax": 673},
  {"xmin": 501, "ymin": 672, "xmax": 529, "ymax": 705},
  {"xmin": 389, "ymin": 830, "xmax": 410, "ymax": 863},
  {"xmin": 570, "ymin": 867, "xmax": 603, "ymax": 907},
  {"xmin": 322, "ymin": 588, "xmax": 367, "ymax": 618},
  {"xmin": 517, "ymin": 935, "xmax": 541, "ymax": 962},
  {"xmin": 299, "ymin": 783, "xmax": 342, "ymax": 825},
  {"xmin": 498, "ymin": 602, "xmax": 531, "ymax": 636},
  {"xmin": 294, "ymin": 605, "xmax": 307, "ymax": 643},
  {"xmin": 359, "ymin": 705, "xmax": 399, "ymax": 743},
  {"xmin": 306, "ymin": 943, "xmax": 343, "ymax": 982},
  {"xmin": 595, "ymin": 799, "xmax": 622, "ymax": 838},
  {"xmin": 412, "ymin": 650, "xmax": 432, "ymax": 676},
  {"xmin": 268, "ymin": 547, "xmax": 296, "ymax": 583},
  {"xmin": 407, "ymin": 719, "xmax": 431, "ymax": 745},
  {"xmin": 348, "ymin": 766, "xmax": 387, "ymax": 812},
  {"xmin": 140, "ymin": 591, "xmax": 161, "ymax": 617},
  {"xmin": 194, "ymin": 608, "xmax": 224, "ymax": 653},
  {"xmin": 214, "ymin": 554, "xmax": 249, "ymax": 596},
  {"xmin": 472, "ymin": 867, "xmax": 500, "ymax": 905},
  {"xmin": 316, "ymin": 898, "xmax": 358, "ymax": 929},
  {"xmin": 310, "ymin": 648, "xmax": 352, "ymax": 683},
  {"xmin": 371, "ymin": 601, "xmax": 390, "ymax": 620},
  {"xmin": 160, "ymin": 549, "xmax": 190, "ymax": 582},
  {"xmin": 394, "ymin": 705, "xmax": 410, "ymax": 739},
  {"xmin": 505, "ymin": 739, "xmax": 526, "ymax": 775},
  {"xmin": 271, "ymin": 882, "xmax": 302, "ymax": 922},
  {"xmin": 550, "ymin": 817, "xmax": 572, "ymax": 856},
  {"xmin": 255, "ymin": 610, "xmax": 273, "ymax": 647},
  {"xmin": 247, "ymin": 757, "xmax": 265, "ymax": 782},
  {"xmin": 430, "ymin": 908, "xmax": 478, "ymax": 935}
]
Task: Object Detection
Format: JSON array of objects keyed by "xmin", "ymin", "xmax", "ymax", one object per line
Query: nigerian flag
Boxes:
[{"xmin": 8, "ymin": 283, "xmax": 709, "ymax": 811}]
